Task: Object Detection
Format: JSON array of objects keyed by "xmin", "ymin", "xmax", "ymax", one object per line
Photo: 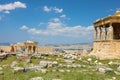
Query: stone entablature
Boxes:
[
  {"xmin": 94, "ymin": 16, "xmax": 120, "ymax": 27},
  {"xmin": 94, "ymin": 10, "xmax": 120, "ymax": 27}
]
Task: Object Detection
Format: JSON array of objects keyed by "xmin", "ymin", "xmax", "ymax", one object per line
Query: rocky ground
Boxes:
[{"xmin": 0, "ymin": 51, "xmax": 120, "ymax": 80}]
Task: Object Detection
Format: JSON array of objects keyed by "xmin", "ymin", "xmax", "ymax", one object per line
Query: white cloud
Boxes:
[
  {"xmin": 53, "ymin": 7, "xmax": 63, "ymax": 13},
  {"xmin": 51, "ymin": 18, "xmax": 61, "ymax": 22},
  {"xmin": 20, "ymin": 19, "xmax": 93, "ymax": 37},
  {"xmin": 13, "ymin": 1, "xmax": 26, "ymax": 8},
  {"xmin": 60, "ymin": 14, "xmax": 66, "ymax": 18},
  {"xmin": 27, "ymin": 28, "xmax": 48, "ymax": 35},
  {"xmin": 20, "ymin": 6, "xmax": 93, "ymax": 38},
  {"xmin": 39, "ymin": 22, "xmax": 44, "ymax": 26},
  {"xmin": 48, "ymin": 22, "xmax": 63, "ymax": 29},
  {"xmin": 20, "ymin": 25, "xmax": 29, "ymax": 30},
  {"xmin": 27, "ymin": 28, "xmax": 37, "ymax": 34},
  {"xmin": 86, "ymin": 26, "xmax": 93, "ymax": 31},
  {"xmin": 43, "ymin": 6, "xmax": 51, "ymax": 12},
  {"xmin": 0, "ymin": 1, "xmax": 26, "ymax": 12},
  {"xmin": 43, "ymin": 6, "xmax": 63, "ymax": 13}
]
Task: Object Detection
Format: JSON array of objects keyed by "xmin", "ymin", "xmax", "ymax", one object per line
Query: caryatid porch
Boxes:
[{"xmin": 90, "ymin": 10, "xmax": 120, "ymax": 59}]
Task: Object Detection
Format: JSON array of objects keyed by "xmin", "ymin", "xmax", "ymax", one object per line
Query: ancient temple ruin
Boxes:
[
  {"xmin": 90, "ymin": 10, "xmax": 120, "ymax": 59},
  {"xmin": 10, "ymin": 40, "xmax": 38, "ymax": 53},
  {"xmin": 0, "ymin": 40, "xmax": 54, "ymax": 54}
]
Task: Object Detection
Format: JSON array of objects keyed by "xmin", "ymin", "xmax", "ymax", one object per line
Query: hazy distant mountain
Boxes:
[
  {"xmin": 43, "ymin": 43, "xmax": 93, "ymax": 50},
  {"xmin": 0, "ymin": 43, "xmax": 10, "ymax": 46},
  {"xmin": 44, "ymin": 43, "xmax": 92, "ymax": 46}
]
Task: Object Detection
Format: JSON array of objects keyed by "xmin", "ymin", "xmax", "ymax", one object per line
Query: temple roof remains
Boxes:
[{"xmin": 94, "ymin": 10, "xmax": 120, "ymax": 27}]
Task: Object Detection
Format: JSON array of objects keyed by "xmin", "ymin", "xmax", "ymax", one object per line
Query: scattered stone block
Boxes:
[
  {"xmin": 30, "ymin": 77, "xmax": 44, "ymax": 80},
  {"xmin": 114, "ymin": 71, "xmax": 120, "ymax": 75},
  {"xmin": 39, "ymin": 61, "xmax": 48, "ymax": 68},
  {"xmin": 97, "ymin": 67, "xmax": 113, "ymax": 74},
  {"xmin": 0, "ymin": 71, "xmax": 4, "ymax": 75},
  {"xmin": 52, "ymin": 61, "xmax": 58, "ymax": 67},
  {"xmin": 59, "ymin": 69, "xmax": 65, "ymax": 73},
  {"xmin": 117, "ymin": 66, "xmax": 120, "ymax": 72},
  {"xmin": 0, "ymin": 67, "xmax": 3, "ymax": 71},
  {"xmin": 52, "ymin": 79, "xmax": 62, "ymax": 80},
  {"xmin": 66, "ymin": 70, "xmax": 70, "ymax": 72},
  {"xmin": 13, "ymin": 67, "xmax": 24, "ymax": 73},
  {"xmin": 10, "ymin": 61, "xmax": 18, "ymax": 68},
  {"xmin": 41, "ymin": 69, "xmax": 47, "ymax": 74}
]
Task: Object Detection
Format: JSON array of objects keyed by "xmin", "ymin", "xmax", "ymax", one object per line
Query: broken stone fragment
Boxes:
[{"xmin": 30, "ymin": 77, "xmax": 44, "ymax": 80}]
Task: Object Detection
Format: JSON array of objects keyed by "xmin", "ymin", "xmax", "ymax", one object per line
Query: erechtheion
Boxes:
[{"xmin": 90, "ymin": 10, "xmax": 120, "ymax": 59}]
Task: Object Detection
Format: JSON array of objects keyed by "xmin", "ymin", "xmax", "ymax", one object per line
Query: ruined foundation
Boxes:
[{"xmin": 90, "ymin": 40, "xmax": 120, "ymax": 59}]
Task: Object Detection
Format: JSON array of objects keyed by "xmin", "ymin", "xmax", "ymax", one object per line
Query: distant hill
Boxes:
[
  {"xmin": 43, "ymin": 43, "xmax": 93, "ymax": 50},
  {"xmin": 0, "ymin": 43, "xmax": 10, "ymax": 46},
  {"xmin": 44, "ymin": 43, "xmax": 92, "ymax": 46}
]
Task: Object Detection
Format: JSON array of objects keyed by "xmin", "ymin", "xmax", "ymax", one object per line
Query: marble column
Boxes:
[
  {"xmin": 102, "ymin": 26, "xmax": 107, "ymax": 40},
  {"xmin": 98, "ymin": 27, "xmax": 102, "ymax": 40},
  {"xmin": 108, "ymin": 23, "xmax": 113, "ymax": 40},
  {"xmin": 94, "ymin": 27, "xmax": 97, "ymax": 41},
  {"xmin": 31, "ymin": 46, "xmax": 33, "ymax": 53},
  {"xmin": 33, "ymin": 46, "xmax": 36, "ymax": 53},
  {"xmin": 25, "ymin": 46, "xmax": 29, "ymax": 53},
  {"xmin": 15, "ymin": 46, "xmax": 17, "ymax": 52},
  {"xmin": 13, "ymin": 46, "xmax": 16, "ymax": 52}
]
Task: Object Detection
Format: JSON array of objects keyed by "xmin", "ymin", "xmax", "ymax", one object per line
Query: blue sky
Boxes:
[{"xmin": 0, "ymin": 0, "xmax": 120, "ymax": 45}]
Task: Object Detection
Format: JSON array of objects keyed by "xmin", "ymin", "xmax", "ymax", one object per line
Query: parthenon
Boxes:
[{"xmin": 90, "ymin": 10, "xmax": 120, "ymax": 59}]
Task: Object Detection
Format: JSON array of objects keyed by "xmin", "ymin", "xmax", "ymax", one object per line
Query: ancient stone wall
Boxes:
[
  {"xmin": 0, "ymin": 46, "xmax": 55, "ymax": 53},
  {"xmin": 37, "ymin": 47, "xmax": 54, "ymax": 53},
  {"xmin": 93, "ymin": 40, "xmax": 120, "ymax": 53},
  {"xmin": 0, "ymin": 46, "xmax": 11, "ymax": 52},
  {"xmin": 90, "ymin": 40, "xmax": 120, "ymax": 59}
]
